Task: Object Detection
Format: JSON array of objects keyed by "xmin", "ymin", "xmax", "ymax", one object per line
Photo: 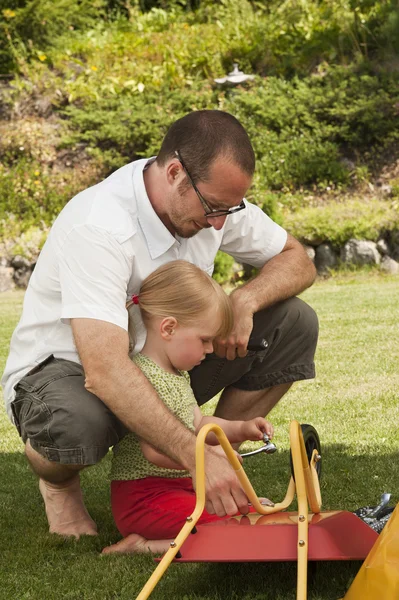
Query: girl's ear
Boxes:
[{"xmin": 160, "ymin": 316, "xmax": 178, "ymax": 340}]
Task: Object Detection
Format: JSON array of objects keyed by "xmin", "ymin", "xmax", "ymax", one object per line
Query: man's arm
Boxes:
[
  {"xmin": 215, "ymin": 234, "xmax": 316, "ymax": 359},
  {"xmin": 140, "ymin": 440, "xmax": 186, "ymax": 470},
  {"xmin": 71, "ymin": 318, "xmax": 250, "ymax": 516}
]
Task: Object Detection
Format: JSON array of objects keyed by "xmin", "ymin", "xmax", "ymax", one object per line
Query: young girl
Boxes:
[{"xmin": 102, "ymin": 260, "xmax": 274, "ymax": 555}]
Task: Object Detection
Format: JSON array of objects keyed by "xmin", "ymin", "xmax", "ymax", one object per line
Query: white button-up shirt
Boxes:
[{"xmin": 2, "ymin": 158, "xmax": 287, "ymax": 420}]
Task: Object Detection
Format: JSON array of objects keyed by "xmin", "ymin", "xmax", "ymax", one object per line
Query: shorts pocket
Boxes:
[{"xmin": 11, "ymin": 391, "xmax": 53, "ymax": 445}]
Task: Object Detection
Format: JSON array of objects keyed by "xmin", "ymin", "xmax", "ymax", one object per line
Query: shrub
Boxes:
[
  {"xmin": 0, "ymin": 156, "xmax": 102, "ymax": 237},
  {"xmin": 0, "ymin": 0, "xmax": 107, "ymax": 72},
  {"xmin": 62, "ymin": 84, "xmax": 216, "ymax": 170},
  {"xmin": 283, "ymin": 198, "xmax": 399, "ymax": 247},
  {"xmin": 212, "ymin": 250, "xmax": 235, "ymax": 284}
]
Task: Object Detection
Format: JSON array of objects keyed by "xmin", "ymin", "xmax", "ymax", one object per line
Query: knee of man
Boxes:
[
  {"xmin": 254, "ymin": 296, "xmax": 319, "ymax": 347},
  {"xmin": 290, "ymin": 297, "xmax": 319, "ymax": 342}
]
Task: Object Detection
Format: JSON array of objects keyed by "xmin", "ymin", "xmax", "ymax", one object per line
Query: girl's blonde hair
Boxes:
[{"xmin": 128, "ymin": 260, "xmax": 233, "ymax": 347}]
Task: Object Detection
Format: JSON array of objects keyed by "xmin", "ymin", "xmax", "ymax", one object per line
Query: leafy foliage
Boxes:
[
  {"xmin": 0, "ymin": 0, "xmax": 108, "ymax": 72},
  {"xmin": 1, "ymin": 0, "xmax": 399, "ymax": 277},
  {"xmin": 283, "ymin": 197, "xmax": 399, "ymax": 247}
]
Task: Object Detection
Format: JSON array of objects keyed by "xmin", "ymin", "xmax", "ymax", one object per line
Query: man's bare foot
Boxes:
[
  {"xmin": 102, "ymin": 533, "xmax": 171, "ymax": 555},
  {"xmin": 39, "ymin": 476, "xmax": 98, "ymax": 538}
]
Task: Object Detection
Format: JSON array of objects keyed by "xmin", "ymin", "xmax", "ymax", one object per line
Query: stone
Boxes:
[
  {"xmin": 389, "ymin": 231, "xmax": 399, "ymax": 261},
  {"xmin": 13, "ymin": 267, "xmax": 32, "ymax": 288},
  {"xmin": 340, "ymin": 239, "xmax": 381, "ymax": 266},
  {"xmin": 379, "ymin": 184, "xmax": 392, "ymax": 197},
  {"xmin": 340, "ymin": 157, "xmax": 356, "ymax": 171},
  {"xmin": 315, "ymin": 243, "xmax": 337, "ymax": 273},
  {"xmin": 11, "ymin": 255, "xmax": 31, "ymax": 269},
  {"xmin": 380, "ymin": 256, "xmax": 399, "ymax": 275},
  {"xmin": 0, "ymin": 266, "xmax": 15, "ymax": 292},
  {"xmin": 376, "ymin": 239, "xmax": 389, "ymax": 256},
  {"xmin": 34, "ymin": 97, "xmax": 53, "ymax": 118},
  {"xmin": 303, "ymin": 245, "xmax": 315, "ymax": 262}
]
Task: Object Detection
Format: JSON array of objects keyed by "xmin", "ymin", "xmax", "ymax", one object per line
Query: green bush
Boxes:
[
  {"xmin": 0, "ymin": 156, "xmax": 100, "ymax": 237},
  {"xmin": 196, "ymin": 0, "xmax": 399, "ymax": 76},
  {"xmin": 0, "ymin": 0, "xmax": 107, "ymax": 72},
  {"xmin": 62, "ymin": 84, "xmax": 216, "ymax": 170},
  {"xmin": 1, "ymin": 0, "xmax": 399, "ymax": 261},
  {"xmin": 224, "ymin": 66, "xmax": 399, "ymax": 189},
  {"xmin": 60, "ymin": 61, "xmax": 399, "ymax": 192},
  {"xmin": 283, "ymin": 198, "xmax": 399, "ymax": 247},
  {"xmin": 212, "ymin": 250, "xmax": 235, "ymax": 284}
]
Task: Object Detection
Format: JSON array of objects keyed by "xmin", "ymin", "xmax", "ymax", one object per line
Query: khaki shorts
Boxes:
[{"xmin": 11, "ymin": 296, "xmax": 318, "ymax": 465}]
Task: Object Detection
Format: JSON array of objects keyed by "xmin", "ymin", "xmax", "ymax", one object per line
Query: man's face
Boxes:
[{"xmin": 168, "ymin": 156, "xmax": 252, "ymax": 239}]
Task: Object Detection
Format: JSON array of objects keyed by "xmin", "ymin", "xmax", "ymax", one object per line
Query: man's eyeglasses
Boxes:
[{"xmin": 175, "ymin": 150, "xmax": 246, "ymax": 218}]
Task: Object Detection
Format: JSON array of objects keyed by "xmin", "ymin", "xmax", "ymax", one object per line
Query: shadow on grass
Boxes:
[{"xmin": 0, "ymin": 445, "xmax": 397, "ymax": 600}]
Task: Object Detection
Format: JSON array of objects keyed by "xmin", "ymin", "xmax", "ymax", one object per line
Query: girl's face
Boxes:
[{"xmin": 166, "ymin": 309, "xmax": 223, "ymax": 372}]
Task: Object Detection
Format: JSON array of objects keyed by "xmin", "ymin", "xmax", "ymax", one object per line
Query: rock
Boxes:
[
  {"xmin": 34, "ymin": 97, "xmax": 53, "ymax": 118},
  {"xmin": 340, "ymin": 157, "xmax": 356, "ymax": 171},
  {"xmin": 0, "ymin": 266, "xmax": 14, "ymax": 292},
  {"xmin": 381, "ymin": 256, "xmax": 399, "ymax": 275},
  {"xmin": 303, "ymin": 245, "xmax": 315, "ymax": 262},
  {"xmin": 10, "ymin": 255, "xmax": 31, "ymax": 269},
  {"xmin": 376, "ymin": 239, "xmax": 389, "ymax": 256},
  {"xmin": 315, "ymin": 243, "xmax": 337, "ymax": 273},
  {"xmin": 389, "ymin": 231, "xmax": 399, "ymax": 261},
  {"xmin": 340, "ymin": 239, "xmax": 381, "ymax": 266},
  {"xmin": 13, "ymin": 267, "xmax": 32, "ymax": 288},
  {"xmin": 379, "ymin": 184, "xmax": 392, "ymax": 197}
]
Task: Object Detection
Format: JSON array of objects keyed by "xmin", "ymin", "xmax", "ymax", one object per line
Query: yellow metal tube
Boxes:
[
  {"xmin": 135, "ymin": 425, "xmax": 210, "ymax": 600},
  {"xmin": 136, "ymin": 420, "xmax": 322, "ymax": 600},
  {"xmin": 289, "ymin": 421, "xmax": 309, "ymax": 600},
  {"xmin": 308, "ymin": 450, "xmax": 322, "ymax": 512}
]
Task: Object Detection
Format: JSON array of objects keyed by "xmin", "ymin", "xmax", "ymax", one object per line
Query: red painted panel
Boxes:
[{"xmin": 165, "ymin": 511, "xmax": 378, "ymax": 563}]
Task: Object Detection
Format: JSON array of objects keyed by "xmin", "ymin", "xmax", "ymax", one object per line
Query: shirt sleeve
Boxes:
[
  {"xmin": 220, "ymin": 201, "xmax": 288, "ymax": 268},
  {"xmin": 57, "ymin": 225, "xmax": 131, "ymax": 330}
]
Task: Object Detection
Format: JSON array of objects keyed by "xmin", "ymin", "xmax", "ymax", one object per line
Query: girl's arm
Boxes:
[
  {"xmin": 193, "ymin": 407, "xmax": 273, "ymax": 445},
  {"xmin": 140, "ymin": 440, "xmax": 186, "ymax": 470}
]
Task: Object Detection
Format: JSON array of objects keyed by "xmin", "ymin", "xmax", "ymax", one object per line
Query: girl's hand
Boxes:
[{"xmin": 240, "ymin": 417, "xmax": 274, "ymax": 442}]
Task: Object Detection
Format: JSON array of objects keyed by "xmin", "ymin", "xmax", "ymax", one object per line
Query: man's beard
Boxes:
[
  {"xmin": 169, "ymin": 203, "xmax": 201, "ymax": 239},
  {"xmin": 172, "ymin": 221, "xmax": 200, "ymax": 239}
]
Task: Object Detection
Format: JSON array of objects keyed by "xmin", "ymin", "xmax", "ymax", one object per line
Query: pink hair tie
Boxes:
[{"xmin": 131, "ymin": 294, "xmax": 139, "ymax": 305}]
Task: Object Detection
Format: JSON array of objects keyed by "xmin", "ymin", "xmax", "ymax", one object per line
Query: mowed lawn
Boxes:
[{"xmin": 1, "ymin": 274, "xmax": 398, "ymax": 600}]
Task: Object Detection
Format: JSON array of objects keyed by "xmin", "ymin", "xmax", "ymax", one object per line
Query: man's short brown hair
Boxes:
[{"xmin": 156, "ymin": 110, "xmax": 255, "ymax": 183}]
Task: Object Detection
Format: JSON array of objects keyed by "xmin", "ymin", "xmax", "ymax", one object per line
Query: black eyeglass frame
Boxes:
[{"xmin": 174, "ymin": 150, "xmax": 246, "ymax": 218}]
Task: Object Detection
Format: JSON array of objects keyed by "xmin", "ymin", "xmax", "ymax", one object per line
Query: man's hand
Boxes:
[
  {"xmin": 213, "ymin": 292, "xmax": 254, "ymax": 360},
  {"xmin": 191, "ymin": 445, "xmax": 249, "ymax": 517},
  {"xmin": 213, "ymin": 234, "xmax": 317, "ymax": 361}
]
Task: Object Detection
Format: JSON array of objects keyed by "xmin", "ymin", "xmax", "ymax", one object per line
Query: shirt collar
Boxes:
[{"xmin": 133, "ymin": 158, "xmax": 178, "ymax": 259}]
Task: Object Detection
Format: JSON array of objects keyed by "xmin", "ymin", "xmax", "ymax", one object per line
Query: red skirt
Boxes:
[{"xmin": 111, "ymin": 476, "xmax": 251, "ymax": 539}]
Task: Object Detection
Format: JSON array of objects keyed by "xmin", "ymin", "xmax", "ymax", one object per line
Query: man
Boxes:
[{"xmin": 2, "ymin": 110, "xmax": 318, "ymax": 538}]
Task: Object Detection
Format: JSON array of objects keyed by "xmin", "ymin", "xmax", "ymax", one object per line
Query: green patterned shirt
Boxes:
[{"xmin": 110, "ymin": 353, "xmax": 197, "ymax": 481}]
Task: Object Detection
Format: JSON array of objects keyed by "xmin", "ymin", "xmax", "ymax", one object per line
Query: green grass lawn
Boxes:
[{"xmin": 1, "ymin": 274, "xmax": 398, "ymax": 600}]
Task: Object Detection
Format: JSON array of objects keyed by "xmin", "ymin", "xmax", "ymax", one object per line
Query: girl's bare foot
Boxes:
[
  {"xmin": 102, "ymin": 533, "xmax": 171, "ymax": 555},
  {"xmin": 39, "ymin": 476, "xmax": 98, "ymax": 538},
  {"xmin": 248, "ymin": 497, "xmax": 274, "ymax": 507},
  {"xmin": 258, "ymin": 497, "xmax": 274, "ymax": 506}
]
